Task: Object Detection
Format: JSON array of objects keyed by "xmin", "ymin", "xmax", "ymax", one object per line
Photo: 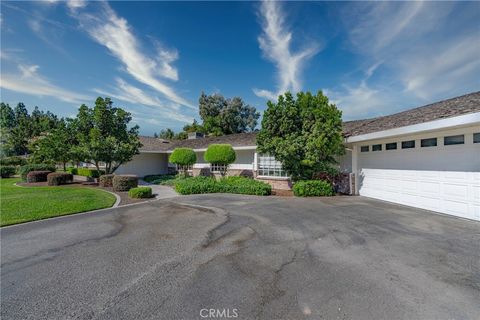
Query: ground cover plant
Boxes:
[
  {"xmin": 128, "ymin": 187, "xmax": 153, "ymax": 199},
  {"xmin": 174, "ymin": 176, "xmax": 271, "ymax": 196},
  {"xmin": 292, "ymin": 180, "xmax": 334, "ymax": 197}
]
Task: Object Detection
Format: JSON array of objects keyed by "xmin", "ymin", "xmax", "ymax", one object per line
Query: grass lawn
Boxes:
[{"xmin": 0, "ymin": 178, "xmax": 116, "ymax": 227}]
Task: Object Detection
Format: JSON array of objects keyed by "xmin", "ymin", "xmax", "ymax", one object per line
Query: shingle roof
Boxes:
[
  {"xmin": 139, "ymin": 92, "xmax": 480, "ymax": 151},
  {"xmin": 342, "ymin": 91, "xmax": 480, "ymax": 137}
]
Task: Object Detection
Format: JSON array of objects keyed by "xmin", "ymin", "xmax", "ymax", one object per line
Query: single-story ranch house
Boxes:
[{"xmin": 117, "ymin": 92, "xmax": 480, "ymax": 221}]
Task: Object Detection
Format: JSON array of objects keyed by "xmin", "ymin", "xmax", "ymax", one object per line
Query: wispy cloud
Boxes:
[
  {"xmin": 341, "ymin": 2, "xmax": 479, "ymax": 101},
  {"xmin": 253, "ymin": 1, "xmax": 320, "ymax": 100},
  {"xmin": 74, "ymin": 2, "xmax": 193, "ymax": 108},
  {"xmin": 1, "ymin": 63, "xmax": 90, "ymax": 104},
  {"xmin": 93, "ymin": 78, "xmax": 192, "ymax": 123}
]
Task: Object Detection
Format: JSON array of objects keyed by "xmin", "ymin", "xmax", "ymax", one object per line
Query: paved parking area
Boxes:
[{"xmin": 1, "ymin": 195, "xmax": 479, "ymax": 320}]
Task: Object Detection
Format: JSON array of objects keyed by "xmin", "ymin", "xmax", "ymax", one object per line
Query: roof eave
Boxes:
[{"xmin": 345, "ymin": 112, "xmax": 480, "ymax": 143}]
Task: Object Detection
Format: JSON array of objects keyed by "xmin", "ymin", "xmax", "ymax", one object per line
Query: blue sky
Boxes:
[{"xmin": 1, "ymin": 1, "xmax": 479, "ymax": 135}]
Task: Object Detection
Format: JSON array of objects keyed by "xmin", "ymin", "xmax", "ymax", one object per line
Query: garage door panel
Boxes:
[{"xmin": 359, "ymin": 168, "xmax": 479, "ymax": 221}]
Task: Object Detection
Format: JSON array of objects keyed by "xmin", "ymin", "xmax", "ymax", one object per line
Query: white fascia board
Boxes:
[{"xmin": 345, "ymin": 112, "xmax": 480, "ymax": 143}]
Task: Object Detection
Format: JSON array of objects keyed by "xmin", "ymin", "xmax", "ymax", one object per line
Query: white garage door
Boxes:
[{"xmin": 359, "ymin": 169, "xmax": 480, "ymax": 221}]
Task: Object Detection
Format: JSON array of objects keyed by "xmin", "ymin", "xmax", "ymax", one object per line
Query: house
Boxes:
[{"xmin": 117, "ymin": 92, "xmax": 480, "ymax": 221}]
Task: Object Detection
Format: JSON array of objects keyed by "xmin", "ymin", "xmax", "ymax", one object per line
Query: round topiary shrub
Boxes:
[
  {"xmin": 47, "ymin": 172, "xmax": 73, "ymax": 186},
  {"xmin": 99, "ymin": 174, "xmax": 115, "ymax": 187},
  {"xmin": 0, "ymin": 165, "xmax": 16, "ymax": 178},
  {"xmin": 292, "ymin": 180, "xmax": 334, "ymax": 197},
  {"xmin": 26, "ymin": 170, "xmax": 52, "ymax": 183},
  {"xmin": 169, "ymin": 148, "xmax": 196, "ymax": 177},
  {"xmin": 204, "ymin": 144, "xmax": 236, "ymax": 176},
  {"xmin": 20, "ymin": 164, "xmax": 56, "ymax": 180},
  {"xmin": 113, "ymin": 175, "xmax": 138, "ymax": 192},
  {"xmin": 128, "ymin": 187, "xmax": 153, "ymax": 199}
]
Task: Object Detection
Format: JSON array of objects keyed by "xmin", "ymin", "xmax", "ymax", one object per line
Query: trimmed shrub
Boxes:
[
  {"xmin": 169, "ymin": 148, "xmax": 196, "ymax": 176},
  {"xmin": 0, "ymin": 166, "xmax": 16, "ymax": 178},
  {"xmin": 0, "ymin": 156, "xmax": 27, "ymax": 166},
  {"xmin": 99, "ymin": 174, "xmax": 114, "ymax": 187},
  {"xmin": 47, "ymin": 172, "xmax": 73, "ymax": 186},
  {"xmin": 66, "ymin": 167, "xmax": 78, "ymax": 175},
  {"xmin": 174, "ymin": 176, "xmax": 271, "ymax": 196},
  {"xmin": 292, "ymin": 180, "xmax": 334, "ymax": 197},
  {"xmin": 217, "ymin": 176, "xmax": 272, "ymax": 196},
  {"xmin": 204, "ymin": 144, "xmax": 236, "ymax": 176},
  {"xmin": 20, "ymin": 164, "xmax": 56, "ymax": 180},
  {"xmin": 77, "ymin": 167, "xmax": 105, "ymax": 178},
  {"xmin": 26, "ymin": 170, "xmax": 52, "ymax": 183},
  {"xmin": 174, "ymin": 176, "xmax": 218, "ymax": 195},
  {"xmin": 128, "ymin": 187, "xmax": 153, "ymax": 199},
  {"xmin": 113, "ymin": 175, "xmax": 138, "ymax": 192},
  {"xmin": 204, "ymin": 144, "xmax": 236, "ymax": 164}
]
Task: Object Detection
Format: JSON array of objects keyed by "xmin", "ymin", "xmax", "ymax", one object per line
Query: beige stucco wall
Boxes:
[{"xmin": 116, "ymin": 153, "xmax": 169, "ymax": 177}]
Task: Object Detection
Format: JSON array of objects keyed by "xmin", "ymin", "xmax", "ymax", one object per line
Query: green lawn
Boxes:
[{"xmin": 0, "ymin": 178, "xmax": 116, "ymax": 226}]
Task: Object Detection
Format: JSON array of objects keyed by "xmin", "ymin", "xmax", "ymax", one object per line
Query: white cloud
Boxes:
[
  {"xmin": 75, "ymin": 3, "xmax": 193, "ymax": 108},
  {"xmin": 94, "ymin": 78, "xmax": 192, "ymax": 124},
  {"xmin": 1, "ymin": 63, "xmax": 90, "ymax": 104},
  {"xmin": 343, "ymin": 2, "xmax": 480, "ymax": 102},
  {"xmin": 66, "ymin": 0, "xmax": 86, "ymax": 10},
  {"xmin": 254, "ymin": 1, "xmax": 320, "ymax": 100}
]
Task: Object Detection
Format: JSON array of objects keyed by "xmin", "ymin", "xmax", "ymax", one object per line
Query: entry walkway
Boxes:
[{"xmin": 139, "ymin": 179, "xmax": 179, "ymax": 199}]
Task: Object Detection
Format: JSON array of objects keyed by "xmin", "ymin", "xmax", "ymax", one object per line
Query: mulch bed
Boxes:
[{"xmin": 16, "ymin": 181, "xmax": 152, "ymax": 206}]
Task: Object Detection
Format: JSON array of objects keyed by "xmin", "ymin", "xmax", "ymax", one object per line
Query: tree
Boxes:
[
  {"xmin": 204, "ymin": 144, "xmax": 236, "ymax": 177},
  {"xmin": 198, "ymin": 92, "xmax": 260, "ymax": 135},
  {"xmin": 29, "ymin": 120, "xmax": 75, "ymax": 171},
  {"xmin": 74, "ymin": 97, "xmax": 142, "ymax": 174},
  {"xmin": 256, "ymin": 91, "xmax": 345, "ymax": 181},
  {"xmin": 0, "ymin": 103, "xmax": 15, "ymax": 129},
  {"xmin": 169, "ymin": 148, "xmax": 196, "ymax": 177},
  {"xmin": 158, "ymin": 128, "xmax": 175, "ymax": 140}
]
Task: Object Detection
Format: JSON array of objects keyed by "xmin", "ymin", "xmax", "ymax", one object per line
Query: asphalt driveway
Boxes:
[{"xmin": 1, "ymin": 195, "xmax": 479, "ymax": 320}]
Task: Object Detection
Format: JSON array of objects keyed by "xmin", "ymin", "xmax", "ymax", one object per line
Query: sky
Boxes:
[{"xmin": 1, "ymin": 1, "xmax": 479, "ymax": 136}]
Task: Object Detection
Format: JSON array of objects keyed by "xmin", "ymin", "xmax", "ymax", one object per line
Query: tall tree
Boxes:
[
  {"xmin": 198, "ymin": 92, "xmax": 260, "ymax": 136},
  {"xmin": 74, "ymin": 97, "xmax": 142, "ymax": 174},
  {"xmin": 158, "ymin": 128, "xmax": 175, "ymax": 140},
  {"xmin": 257, "ymin": 91, "xmax": 345, "ymax": 181}
]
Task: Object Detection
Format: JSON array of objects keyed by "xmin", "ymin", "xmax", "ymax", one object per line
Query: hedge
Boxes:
[
  {"xmin": 66, "ymin": 167, "xmax": 78, "ymax": 175},
  {"xmin": 47, "ymin": 172, "xmax": 73, "ymax": 186},
  {"xmin": 113, "ymin": 175, "xmax": 138, "ymax": 192},
  {"xmin": 77, "ymin": 167, "xmax": 105, "ymax": 178},
  {"xmin": 26, "ymin": 170, "xmax": 52, "ymax": 183},
  {"xmin": 20, "ymin": 164, "xmax": 56, "ymax": 180},
  {"xmin": 174, "ymin": 176, "xmax": 271, "ymax": 196},
  {"xmin": 128, "ymin": 187, "xmax": 153, "ymax": 199},
  {"xmin": 204, "ymin": 144, "xmax": 236, "ymax": 164},
  {"xmin": 99, "ymin": 174, "xmax": 114, "ymax": 187},
  {"xmin": 0, "ymin": 166, "xmax": 16, "ymax": 178},
  {"xmin": 0, "ymin": 156, "xmax": 27, "ymax": 166},
  {"xmin": 292, "ymin": 180, "xmax": 334, "ymax": 197}
]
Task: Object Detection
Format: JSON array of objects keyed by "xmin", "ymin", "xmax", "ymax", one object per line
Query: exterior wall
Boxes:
[
  {"xmin": 116, "ymin": 153, "xmax": 169, "ymax": 177},
  {"xmin": 255, "ymin": 176, "xmax": 292, "ymax": 190}
]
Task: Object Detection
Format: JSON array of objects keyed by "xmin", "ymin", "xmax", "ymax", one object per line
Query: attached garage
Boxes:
[{"xmin": 344, "ymin": 96, "xmax": 480, "ymax": 221}]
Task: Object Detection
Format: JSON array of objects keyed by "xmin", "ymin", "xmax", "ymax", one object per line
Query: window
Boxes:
[
  {"xmin": 360, "ymin": 146, "xmax": 369, "ymax": 152},
  {"xmin": 421, "ymin": 138, "xmax": 437, "ymax": 147},
  {"xmin": 402, "ymin": 140, "xmax": 415, "ymax": 149},
  {"xmin": 257, "ymin": 155, "xmax": 288, "ymax": 177},
  {"xmin": 176, "ymin": 164, "xmax": 192, "ymax": 171},
  {"xmin": 474, "ymin": 133, "xmax": 480, "ymax": 143},
  {"xmin": 372, "ymin": 144, "xmax": 382, "ymax": 151},
  {"xmin": 386, "ymin": 142, "xmax": 397, "ymax": 150},
  {"xmin": 210, "ymin": 163, "xmax": 227, "ymax": 173},
  {"xmin": 444, "ymin": 135, "xmax": 464, "ymax": 145}
]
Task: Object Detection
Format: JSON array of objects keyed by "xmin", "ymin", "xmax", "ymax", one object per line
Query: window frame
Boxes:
[
  {"xmin": 257, "ymin": 154, "xmax": 288, "ymax": 178},
  {"xmin": 372, "ymin": 144, "xmax": 382, "ymax": 152},
  {"xmin": 385, "ymin": 142, "xmax": 397, "ymax": 150},
  {"xmin": 401, "ymin": 140, "xmax": 415, "ymax": 149},
  {"xmin": 474, "ymin": 133, "xmax": 480, "ymax": 144},
  {"xmin": 360, "ymin": 145, "xmax": 369, "ymax": 152},
  {"xmin": 421, "ymin": 137, "xmax": 437, "ymax": 148},
  {"xmin": 210, "ymin": 163, "xmax": 227, "ymax": 173},
  {"xmin": 444, "ymin": 134, "xmax": 464, "ymax": 146}
]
